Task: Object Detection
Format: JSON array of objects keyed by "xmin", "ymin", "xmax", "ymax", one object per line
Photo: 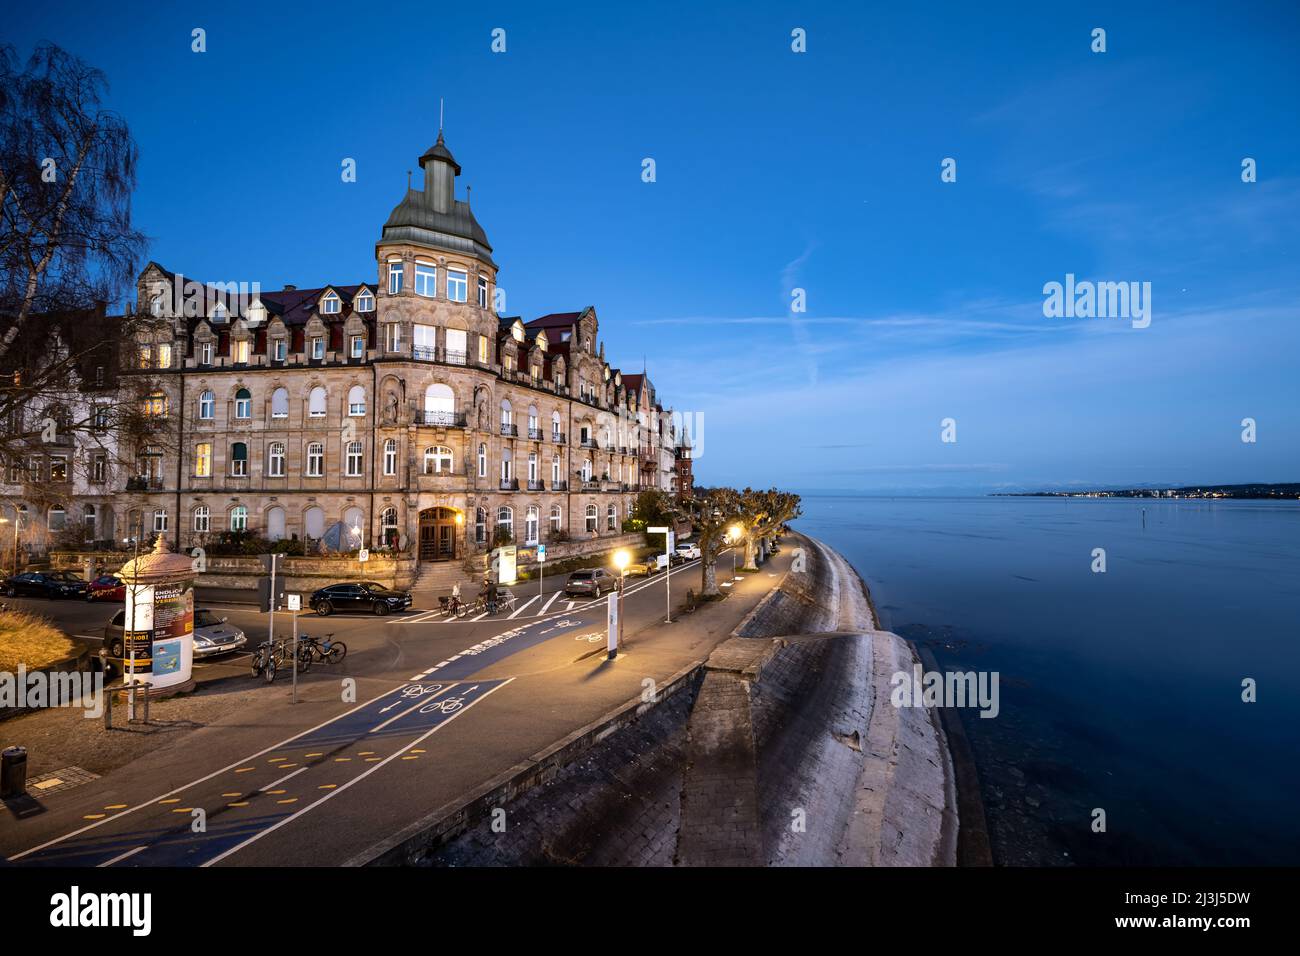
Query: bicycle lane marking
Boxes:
[
  {"xmin": 201, "ymin": 678, "xmax": 513, "ymax": 867},
  {"xmin": 95, "ymin": 683, "xmax": 481, "ymax": 867},
  {"xmin": 410, "ymin": 615, "xmax": 595, "ymax": 682},
  {"xmin": 5, "ymin": 679, "xmax": 440, "ymax": 865}
]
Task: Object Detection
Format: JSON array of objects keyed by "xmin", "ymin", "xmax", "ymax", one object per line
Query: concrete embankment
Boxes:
[{"xmin": 390, "ymin": 532, "xmax": 961, "ymax": 866}]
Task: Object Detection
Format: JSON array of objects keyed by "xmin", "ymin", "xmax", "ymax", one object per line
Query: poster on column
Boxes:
[{"xmin": 149, "ymin": 581, "xmax": 195, "ymax": 688}]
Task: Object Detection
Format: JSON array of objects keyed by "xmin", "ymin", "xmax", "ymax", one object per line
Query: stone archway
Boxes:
[{"xmin": 418, "ymin": 506, "xmax": 461, "ymax": 562}]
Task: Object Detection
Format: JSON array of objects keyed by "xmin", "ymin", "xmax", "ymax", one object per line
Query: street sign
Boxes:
[
  {"xmin": 607, "ymin": 591, "xmax": 619, "ymax": 659},
  {"xmin": 358, "ymin": 548, "xmax": 369, "ymax": 562},
  {"xmin": 537, "ymin": 544, "xmax": 546, "ymax": 563},
  {"xmin": 647, "ymin": 526, "xmax": 669, "ymax": 533},
  {"xmin": 287, "ymin": 594, "xmax": 301, "ymax": 611}
]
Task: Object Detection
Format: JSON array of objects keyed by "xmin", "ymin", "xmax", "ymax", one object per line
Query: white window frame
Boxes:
[
  {"xmin": 306, "ymin": 442, "xmax": 324, "ymax": 477},
  {"xmin": 414, "ymin": 261, "xmax": 437, "ymax": 298},
  {"xmin": 193, "ymin": 506, "xmax": 210, "ymax": 533},
  {"xmin": 383, "ymin": 439, "xmax": 397, "ymax": 476},
  {"xmin": 447, "ymin": 269, "xmax": 468, "ymax": 302},
  {"xmin": 322, "ymin": 292, "xmax": 341, "ymax": 314},
  {"xmin": 345, "ymin": 440, "xmax": 364, "ymax": 477},
  {"xmin": 267, "ymin": 441, "xmax": 285, "ymax": 477}
]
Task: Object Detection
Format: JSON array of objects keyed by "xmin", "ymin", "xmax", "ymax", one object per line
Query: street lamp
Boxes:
[
  {"xmin": 613, "ymin": 549, "xmax": 630, "ymax": 653},
  {"xmin": 728, "ymin": 524, "xmax": 743, "ymax": 581}
]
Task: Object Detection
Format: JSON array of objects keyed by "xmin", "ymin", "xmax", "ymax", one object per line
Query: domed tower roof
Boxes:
[
  {"xmin": 118, "ymin": 535, "xmax": 196, "ymax": 584},
  {"xmin": 381, "ymin": 130, "xmax": 495, "ymax": 267}
]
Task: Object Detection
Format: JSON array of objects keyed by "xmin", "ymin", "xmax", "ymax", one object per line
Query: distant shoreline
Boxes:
[{"xmin": 992, "ymin": 482, "xmax": 1300, "ymax": 500}]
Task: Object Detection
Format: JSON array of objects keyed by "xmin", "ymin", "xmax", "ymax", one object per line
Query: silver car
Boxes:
[{"xmin": 102, "ymin": 607, "xmax": 247, "ymax": 670}]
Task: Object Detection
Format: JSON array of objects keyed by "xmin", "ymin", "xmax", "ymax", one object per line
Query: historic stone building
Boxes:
[{"xmin": 107, "ymin": 131, "xmax": 687, "ymax": 567}]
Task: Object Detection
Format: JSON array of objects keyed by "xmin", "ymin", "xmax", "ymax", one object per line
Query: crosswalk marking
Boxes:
[
  {"xmin": 538, "ymin": 590, "xmax": 561, "ymax": 615},
  {"xmin": 507, "ymin": 595, "xmax": 538, "ymax": 618}
]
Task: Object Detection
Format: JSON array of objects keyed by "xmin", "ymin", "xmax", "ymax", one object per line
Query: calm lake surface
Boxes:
[{"xmin": 794, "ymin": 495, "xmax": 1300, "ymax": 866}]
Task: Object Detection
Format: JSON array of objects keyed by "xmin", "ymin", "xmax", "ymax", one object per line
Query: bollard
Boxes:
[
  {"xmin": 1, "ymin": 746, "xmax": 28, "ymax": 798},
  {"xmin": 142, "ymin": 683, "xmax": 151, "ymax": 724}
]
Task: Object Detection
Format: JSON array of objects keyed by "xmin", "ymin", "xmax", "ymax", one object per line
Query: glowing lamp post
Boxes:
[
  {"xmin": 611, "ymin": 549, "xmax": 631, "ymax": 658},
  {"xmin": 728, "ymin": 524, "xmax": 743, "ymax": 581}
]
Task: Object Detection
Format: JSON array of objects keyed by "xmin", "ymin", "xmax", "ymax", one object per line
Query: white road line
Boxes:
[
  {"xmin": 469, "ymin": 611, "xmax": 489, "ymax": 622},
  {"xmin": 507, "ymin": 595, "xmax": 538, "ymax": 619},
  {"xmin": 538, "ymin": 590, "xmax": 561, "ymax": 615},
  {"xmin": 7, "ymin": 679, "xmax": 421, "ymax": 863},
  {"xmin": 565, "ymin": 601, "xmax": 575, "ymax": 610},
  {"xmin": 98, "ymin": 845, "xmax": 148, "ymax": 868},
  {"xmin": 259, "ymin": 766, "xmax": 310, "ymax": 792},
  {"xmin": 201, "ymin": 679, "xmax": 514, "ymax": 867}
]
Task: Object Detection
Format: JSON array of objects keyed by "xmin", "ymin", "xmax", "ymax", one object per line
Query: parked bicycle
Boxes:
[
  {"xmin": 294, "ymin": 633, "xmax": 347, "ymax": 673},
  {"xmin": 250, "ymin": 639, "xmax": 288, "ymax": 682}
]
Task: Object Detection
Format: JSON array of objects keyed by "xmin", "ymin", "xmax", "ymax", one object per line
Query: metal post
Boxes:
[
  {"xmin": 291, "ymin": 603, "xmax": 298, "ymax": 705},
  {"xmin": 664, "ymin": 531, "xmax": 672, "ymax": 624},
  {"xmin": 618, "ymin": 572, "xmax": 625, "ymax": 651},
  {"xmin": 101, "ymin": 648, "xmax": 112, "ymax": 731}
]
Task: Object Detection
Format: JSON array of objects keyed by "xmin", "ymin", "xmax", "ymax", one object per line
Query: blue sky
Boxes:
[{"xmin": 8, "ymin": 0, "xmax": 1299, "ymax": 493}]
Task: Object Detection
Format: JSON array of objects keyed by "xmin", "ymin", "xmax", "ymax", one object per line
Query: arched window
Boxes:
[
  {"xmin": 549, "ymin": 504, "xmax": 563, "ymax": 533},
  {"xmin": 528, "ymin": 405, "xmax": 538, "ymax": 437},
  {"xmin": 423, "ymin": 445, "xmax": 453, "ymax": 475},
  {"xmin": 345, "ymin": 440, "xmax": 364, "ymax": 477},
  {"xmin": 475, "ymin": 506, "xmax": 487, "ymax": 544},
  {"xmin": 231, "ymin": 442, "xmax": 248, "ymax": 477},
  {"xmin": 423, "ymin": 383, "xmax": 455, "ymax": 425},
  {"xmin": 193, "ymin": 506, "xmax": 210, "ymax": 533},
  {"xmin": 230, "ymin": 506, "xmax": 248, "ymax": 531},
  {"xmin": 194, "ymin": 442, "xmax": 212, "ymax": 477},
  {"xmin": 344, "ymin": 507, "xmax": 365, "ymax": 548},
  {"xmin": 267, "ymin": 441, "xmax": 285, "ymax": 477},
  {"xmin": 606, "ymin": 504, "xmax": 617, "ymax": 531},
  {"xmin": 525, "ymin": 506, "xmax": 539, "ymax": 546},
  {"xmin": 383, "ymin": 438, "xmax": 397, "ymax": 476},
  {"xmin": 234, "ymin": 388, "xmax": 251, "ymax": 419},
  {"xmin": 380, "ymin": 507, "xmax": 398, "ymax": 546},
  {"xmin": 348, "ymin": 385, "xmax": 366, "ymax": 416},
  {"xmin": 271, "ymin": 387, "xmax": 289, "ymax": 418},
  {"xmin": 551, "ymin": 410, "xmax": 561, "ymax": 440},
  {"xmin": 306, "ymin": 442, "xmax": 324, "ymax": 477},
  {"xmin": 551, "ymin": 455, "xmax": 561, "ymax": 484},
  {"xmin": 304, "ymin": 506, "xmax": 324, "ymax": 539},
  {"xmin": 496, "ymin": 506, "xmax": 513, "ymax": 540},
  {"xmin": 585, "ymin": 504, "xmax": 598, "ymax": 533},
  {"xmin": 266, "ymin": 506, "xmax": 286, "ymax": 541},
  {"xmin": 477, "ymin": 443, "xmax": 487, "ymax": 478},
  {"xmin": 199, "ymin": 390, "xmax": 215, "ymax": 420},
  {"xmin": 308, "ymin": 386, "xmax": 327, "ymax": 417}
]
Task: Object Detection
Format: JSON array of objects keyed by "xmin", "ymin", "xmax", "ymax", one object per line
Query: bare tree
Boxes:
[
  {"xmin": 739, "ymin": 487, "xmax": 802, "ymax": 570},
  {"xmin": 681, "ymin": 486, "xmax": 746, "ymax": 598}
]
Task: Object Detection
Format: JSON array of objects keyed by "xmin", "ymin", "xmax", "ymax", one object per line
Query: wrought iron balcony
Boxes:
[
  {"xmin": 500, "ymin": 423, "xmax": 518, "ymax": 437},
  {"xmin": 552, "ymin": 432, "xmax": 566, "ymax": 444},
  {"xmin": 499, "ymin": 478, "xmax": 519, "ymax": 491},
  {"xmin": 580, "ymin": 438, "xmax": 598, "ymax": 449},
  {"xmin": 527, "ymin": 479, "xmax": 546, "ymax": 491},
  {"xmin": 414, "ymin": 409, "xmax": 467, "ymax": 428},
  {"xmin": 527, "ymin": 428, "xmax": 544, "ymax": 441},
  {"xmin": 551, "ymin": 480, "xmax": 568, "ymax": 491},
  {"xmin": 412, "ymin": 345, "xmax": 470, "ymax": 366},
  {"xmin": 125, "ymin": 476, "xmax": 164, "ymax": 491}
]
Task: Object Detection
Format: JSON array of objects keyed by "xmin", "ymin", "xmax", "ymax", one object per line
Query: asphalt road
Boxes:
[{"xmin": 2, "ymin": 547, "xmax": 786, "ymax": 867}]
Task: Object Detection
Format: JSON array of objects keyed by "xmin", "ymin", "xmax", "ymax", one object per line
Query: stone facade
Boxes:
[{"xmin": 88, "ymin": 132, "xmax": 690, "ymax": 566}]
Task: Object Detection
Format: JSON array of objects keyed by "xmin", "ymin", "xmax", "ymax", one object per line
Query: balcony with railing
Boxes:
[
  {"xmin": 411, "ymin": 344, "xmax": 469, "ymax": 367},
  {"xmin": 580, "ymin": 437, "xmax": 598, "ymax": 449},
  {"xmin": 551, "ymin": 480, "xmax": 568, "ymax": 491},
  {"xmin": 527, "ymin": 427, "xmax": 544, "ymax": 441},
  {"xmin": 125, "ymin": 476, "xmax": 164, "ymax": 491},
  {"xmin": 527, "ymin": 479, "xmax": 546, "ymax": 491},
  {"xmin": 500, "ymin": 422, "xmax": 518, "ymax": 437},
  {"xmin": 552, "ymin": 431, "xmax": 566, "ymax": 444},
  {"xmin": 413, "ymin": 408, "xmax": 468, "ymax": 428},
  {"xmin": 499, "ymin": 478, "xmax": 519, "ymax": 491}
]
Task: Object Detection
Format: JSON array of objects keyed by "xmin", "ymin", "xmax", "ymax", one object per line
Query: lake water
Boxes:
[{"xmin": 794, "ymin": 495, "xmax": 1300, "ymax": 866}]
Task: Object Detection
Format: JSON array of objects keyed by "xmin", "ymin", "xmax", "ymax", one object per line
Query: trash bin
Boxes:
[{"xmin": 1, "ymin": 746, "xmax": 27, "ymax": 798}]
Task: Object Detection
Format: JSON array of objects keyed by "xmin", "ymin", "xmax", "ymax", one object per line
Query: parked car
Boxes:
[
  {"xmin": 3, "ymin": 571, "xmax": 89, "ymax": 599},
  {"xmin": 102, "ymin": 607, "xmax": 247, "ymax": 672},
  {"xmin": 86, "ymin": 575, "xmax": 126, "ymax": 602},
  {"xmin": 311, "ymin": 582, "xmax": 412, "ymax": 616},
  {"xmin": 627, "ymin": 554, "xmax": 668, "ymax": 577},
  {"xmin": 673, "ymin": 542, "xmax": 701, "ymax": 563},
  {"xmin": 564, "ymin": 568, "xmax": 617, "ymax": 597}
]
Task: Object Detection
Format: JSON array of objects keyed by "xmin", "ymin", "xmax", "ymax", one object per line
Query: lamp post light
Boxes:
[
  {"xmin": 613, "ymin": 549, "xmax": 630, "ymax": 653},
  {"xmin": 728, "ymin": 524, "xmax": 743, "ymax": 581}
]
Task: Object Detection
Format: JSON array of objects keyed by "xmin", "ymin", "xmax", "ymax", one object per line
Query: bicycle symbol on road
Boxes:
[
  {"xmin": 380, "ymin": 683, "xmax": 444, "ymax": 714},
  {"xmin": 573, "ymin": 631, "xmax": 604, "ymax": 644}
]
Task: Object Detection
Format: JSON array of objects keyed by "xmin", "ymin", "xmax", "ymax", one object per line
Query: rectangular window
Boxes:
[
  {"xmin": 157, "ymin": 343, "xmax": 173, "ymax": 369},
  {"xmin": 346, "ymin": 443, "xmax": 363, "ymax": 477},
  {"xmin": 388, "ymin": 261, "xmax": 403, "ymax": 294},
  {"xmin": 307, "ymin": 445, "xmax": 323, "ymax": 476},
  {"xmin": 153, "ymin": 510, "xmax": 168, "ymax": 533},
  {"xmin": 49, "ymin": 455, "xmax": 68, "ymax": 481},
  {"xmin": 92, "ymin": 453, "xmax": 107, "ymax": 483},
  {"xmin": 200, "ymin": 341, "xmax": 214, "ymax": 365},
  {"xmin": 479, "ymin": 335, "xmax": 490, "ymax": 365},
  {"xmin": 447, "ymin": 269, "xmax": 468, "ymax": 302},
  {"xmin": 195, "ymin": 443, "xmax": 212, "ymax": 477},
  {"xmin": 138, "ymin": 345, "xmax": 152, "ymax": 368},
  {"xmin": 351, "ymin": 336, "xmax": 365, "ymax": 358},
  {"xmin": 445, "ymin": 328, "xmax": 467, "ymax": 365},
  {"xmin": 414, "ymin": 262, "xmax": 436, "ymax": 297},
  {"xmin": 93, "ymin": 405, "xmax": 110, "ymax": 431},
  {"xmin": 273, "ymin": 339, "xmax": 286, "ymax": 361},
  {"xmin": 311, "ymin": 337, "xmax": 324, "ymax": 360},
  {"xmin": 478, "ymin": 275, "xmax": 488, "ymax": 308},
  {"xmin": 234, "ymin": 339, "xmax": 249, "ymax": 363},
  {"xmin": 384, "ymin": 443, "xmax": 397, "ymax": 476},
  {"xmin": 384, "ymin": 323, "xmax": 402, "ymax": 353},
  {"xmin": 193, "ymin": 507, "xmax": 210, "ymax": 532}
]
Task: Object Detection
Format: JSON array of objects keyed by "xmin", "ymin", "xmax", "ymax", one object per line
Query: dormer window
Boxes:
[
  {"xmin": 247, "ymin": 302, "xmax": 266, "ymax": 324},
  {"xmin": 211, "ymin": 301, "xmax": 228, "ymax": 323},
  {"xmin": 511, "ymin": 323, "xmax": 525, "ymax": 343},
  {"xmin": 322, "ymin": 292, "xmax": 341, "ymax": 314},
  {"xmin": 355, "ymin": 290, "xmax": 374, "ymax": 312}
]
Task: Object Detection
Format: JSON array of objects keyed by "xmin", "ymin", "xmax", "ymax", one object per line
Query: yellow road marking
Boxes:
[
  {"xmin": 279, "ymin": 763, "xmax": 298, "ymax": 769},
  {"xmin": 158, "ymin": 798, "xmax": 180, "ymax": 804},
  {"xmin": 358, "ymin": 751, "xmax": 376, "ymax": 756},
  {"xmin": 318, "ymin": 784, "xmax": 337, "ymax": 790},
  {"xmin": 221, "ymin": 792, "xmax": 241, "ymax": 798},
  {"xmin": 409, "ymin": 749, "xmax": 426, "ymax": 754},
  {"xmin": 364, "ymin": 757, "xmax": 381, "ymax": 762},
  {"xmin": 104, "ymin": 804, "xmax": 128, "ymax": 810},
  {"xmin": 235, "ymin": 767, "xmax": 255, "ymax": 773},
  {"xmin": 227, "ymin": 801, "xmax": 249, "ymax": 807},
  {"xmin": 276, "ymin": 798, "xmax": 298, "ymax": 804},
  {"xmin": 401, "ymin": 756, "xmax": 420, "ymax": 761},
  {"xmin": 305, "ymin": 752, "xmax": 324, "ymax": 757},
  {"xmin": 266, "ymin": 789, "xmax": 286, "ymax": 795},
  {"xmin": 83, "ymin": 814, "xmax": 106, "ymax": 820},
  {"xmin": 171, "ymin": 808, "xmax": 193, "ymax": 813},
  {"xmin": 334, "ymin": 757, "xmax": 351, "ymax": 762}
]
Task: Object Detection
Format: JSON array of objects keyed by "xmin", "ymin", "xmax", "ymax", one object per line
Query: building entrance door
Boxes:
[{"xmin": 418, "ymin": 507, "xmax": 460, "ymax": 562}]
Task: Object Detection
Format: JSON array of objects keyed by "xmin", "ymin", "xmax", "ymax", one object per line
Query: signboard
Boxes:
[
  {"xmin": 358, "ymin": 548, "xmax": 370, "ymax": 563},
  {"xmin": 288, "ymin": 594, "xmax": 301, "ymax": 611},
  {"xmin": 122, "ymin": 582, "xmax": 194, "ymax": 689},
  {"xmin": 537, "ymin": 544, "xmax": 546, "ymax": 563},
  {"xmin": 498, "ymin": 545, "xmax": 518, "ymax": 586}
]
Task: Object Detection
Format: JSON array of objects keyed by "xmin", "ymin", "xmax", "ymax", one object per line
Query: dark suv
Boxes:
[
  {"xmin": 564, "ymin": 568, "xmax": 616, "ymax": 598},
  {"xmin": 310, "ymin": 582, "xmax": 412, "ymax": 616}
]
